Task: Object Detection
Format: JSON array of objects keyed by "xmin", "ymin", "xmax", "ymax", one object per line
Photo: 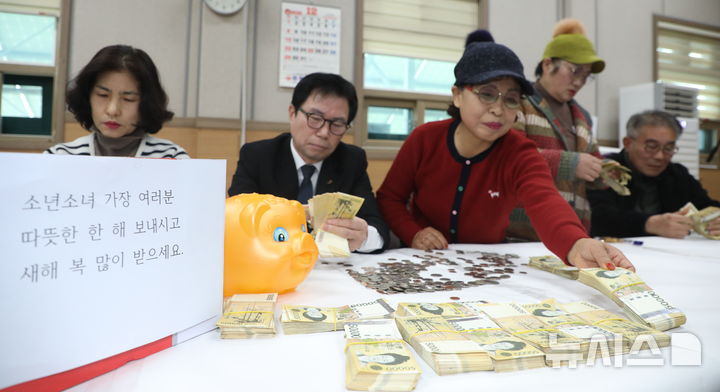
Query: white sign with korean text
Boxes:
[
  {"xmin": 279, "ymin": 2, "xmax": 341, "ymax": 87},
  {"xmin": 0, "ymin": 153, "xmax": 226, "ymax": 389}
]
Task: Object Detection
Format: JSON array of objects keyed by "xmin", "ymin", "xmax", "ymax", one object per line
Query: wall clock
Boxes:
[{"xmin": 204, "ymin": 0, "xmax": 247, "ymax": 15}]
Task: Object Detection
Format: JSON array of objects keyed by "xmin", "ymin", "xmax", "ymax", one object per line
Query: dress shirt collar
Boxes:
[{"xmin": 290, "ymin": 137, "xmax": 323, "ymax": 184}]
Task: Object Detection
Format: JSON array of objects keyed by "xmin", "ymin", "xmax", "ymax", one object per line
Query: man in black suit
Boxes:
[{"xmin": 228, "ymin": 73, "xmax": 389, "ymax": 253}]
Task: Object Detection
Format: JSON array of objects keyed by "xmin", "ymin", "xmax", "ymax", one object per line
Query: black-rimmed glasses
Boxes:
[{"xmin": 297, "ymin": 108, "xmax": 350, "ymax": 136}]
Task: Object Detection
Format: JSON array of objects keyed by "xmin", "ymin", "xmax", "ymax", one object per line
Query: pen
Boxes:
[{"xmin": 597, "ymin": 237, "xmax": 644, "ymax": 246}]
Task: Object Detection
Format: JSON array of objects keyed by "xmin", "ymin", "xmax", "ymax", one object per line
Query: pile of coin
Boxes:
[{"xmin": 345, "ymin": 250, "xmax": 521, "ymax": 294}]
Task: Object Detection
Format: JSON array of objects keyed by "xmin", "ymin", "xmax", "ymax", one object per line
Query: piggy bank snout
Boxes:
[{"xmin": 292, "ymin": 232, "xmax": 319, "ymax": 269}]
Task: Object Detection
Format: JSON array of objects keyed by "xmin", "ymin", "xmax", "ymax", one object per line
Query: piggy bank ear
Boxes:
[
  {"xmin": 225, "ymin": 194, "xmax": 271, "ymax": 235},
  {"xmin": 236, "ymin": 198, "xmax": 270, "ymax": 235},
  {"xmin": 246, "ymin": 201, "xmax": 271, "ymax": 234}
]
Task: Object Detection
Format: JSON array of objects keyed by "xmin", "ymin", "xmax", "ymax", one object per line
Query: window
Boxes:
[
  {"xmin": 655, "ymin": 16, "xmax": 720, "ymax": 122},
  {"xmin": 1, "ymin": 74, "xmax": 53, "ymax": 135},
  {"xmin": 355, "ymin": 0, "xmax": 481, "ymax": 155},
  {"xmin": 0, "ymin": 0, "xmax": 69, "ymax": 149}
]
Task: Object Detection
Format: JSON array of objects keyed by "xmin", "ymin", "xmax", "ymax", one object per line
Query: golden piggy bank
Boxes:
[{"xmin": 224, "ymin": 193, "xmax": 318, "ymax": 296}]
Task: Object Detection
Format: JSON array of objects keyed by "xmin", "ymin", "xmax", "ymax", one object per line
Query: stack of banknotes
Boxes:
[
  {"xmin": 600, "ymin": 159, "xmax": 632, "ymax": 196},
  {"xmin": 394, "ymin": 299, "xmax": 671, "ymax": 374},
  {"xmin": 527, "ymin": 255, "xmax": 579, "ymax": 279},
  {"xmin": 521, "ymin": 299, "xmax": 622, "ymax": 355},
  {"xmin": 681, "ymin": 202, "xmax": 720, "ymax": 240},
  {"xmin": 528, "ymin": 254, "xmax": 686, "ymax": 331},
  {"xmin": 558, "ymin": 300, "xmax": 670, "ymax": 350},
  {"xmin": 443, "ymin": 314, "xmax": 547, "ymax": 372},
  {"xmin": 308, "ymin": 192, "xmax": 365, "ymax": 257},
  {"xmin": 476, "ymin": 302, "xmax": 586, "ymax": 363},
  {"xmin": 396, "ymin": 301, "xmax": 477, "ymax": 318},
  {"xmin": 395, "ymin": 315, "xmax": 495, "ymax": 375},
  {"xmin": 344, "ymin": 319, "xmax": 422, "ymax": 391},
  {"xmin": 577, "ymin": 267, "xmax": 686, "ymax": 331},
  {"xmin": 215, "ymin": 293, "xmax": 277, "ymax": 339},
  {"xmin": 281, "ymin": 298, "xmax": 394, "ymax": 334}
]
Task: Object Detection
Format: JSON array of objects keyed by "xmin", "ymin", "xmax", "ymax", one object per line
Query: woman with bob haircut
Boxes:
[
  {"xmin": 45, "ymin": 45, "xmax": 189, "ymax": 158},
  {"xmin": 376, "ymin": 31, "xmax": 634, "ymax": 271}
]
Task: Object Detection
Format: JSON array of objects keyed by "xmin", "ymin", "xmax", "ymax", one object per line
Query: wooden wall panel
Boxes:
[
  {"xmin": 700, "ymin": 169, "xmax": 720, "ymax": 201},
  {"xmin": 367, "ymin": 159, "xmax": 393, "ymax": 192},
  {"xmin": 43, "ymin": 124, "xmax": 386, "ymax": 193}
]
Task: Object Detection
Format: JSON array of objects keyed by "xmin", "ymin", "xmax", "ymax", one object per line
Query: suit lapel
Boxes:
[{"xmin": 317, "ymin": 149, "xmax": 341, "ymax": 195}]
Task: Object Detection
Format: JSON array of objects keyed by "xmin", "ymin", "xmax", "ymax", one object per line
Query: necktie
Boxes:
[{"xmin": 297, "ymin": 164, "xmax": 316, "ymax": 204}]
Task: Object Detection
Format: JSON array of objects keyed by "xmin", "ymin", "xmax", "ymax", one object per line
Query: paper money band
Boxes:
[
  {"xmin": 224, "ymin": 311, "xmax": 274, "ymax": 316},
  {"xmin": 610, "ymin": 281, "xmax": 646, "ymax": 294},
  {"xmin": 409, "ymin": 329, "xmax": 460, "ymax": 339},
  {"xmin": 551, "ymin": 321, "xmax": 587, "ymax": 327},
  {"xmin": 457, "ymin": 327, "xmax": 503, "ymax": 332},
  {"xmin": 512, "ymin": 328, "xmax": 559, "ymax": 335},
  {"xmin": 591, "ymin": 318, "xmax": 629, "ymax": 325},
  {"xmin": 344, "ymin": 339, "xmax": 406, "ymax": 352}
]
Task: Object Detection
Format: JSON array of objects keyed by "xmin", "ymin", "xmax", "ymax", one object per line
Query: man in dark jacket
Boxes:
[
  {"xmin": 228, "ymin": 73, "xmax": 389, "ymax": 253},
  {"xmin": 588, "ymin": 110, "xmax": 720, "ymax": 238}
]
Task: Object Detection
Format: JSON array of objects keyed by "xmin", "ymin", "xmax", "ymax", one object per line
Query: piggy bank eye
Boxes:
[
  {"xmin": 301, "ymin": 224, "xmax": 307, "ymax": 233},
  {"xmin": 273, "ymin": 227, "xmax": 289, "ymax": 242}
]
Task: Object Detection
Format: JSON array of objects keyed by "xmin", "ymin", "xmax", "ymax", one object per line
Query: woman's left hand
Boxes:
[{"xmin": 567, "ymin": 238, "xmax": 636, "ymax": 271}]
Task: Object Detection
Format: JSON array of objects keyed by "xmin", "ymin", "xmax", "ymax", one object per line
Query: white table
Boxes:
[{"xmin": 69, "ymin": 236, "xmax": 720, "ymax": 392}]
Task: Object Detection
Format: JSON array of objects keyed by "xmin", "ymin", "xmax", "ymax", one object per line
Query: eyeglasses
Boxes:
[
  {"xmin": 467, "ymin": 86, "xmax": 523, "ymax": 110},
  {"xmin": 297, "ymin": 108, "xmax": 350, "ymax": 136},
  {"xmin": 560, "ymin": 60, "xmax": 595, "ymax": 83},
  {"xmin": 640, "ymin": 140, "xmax": 679, "ymax": 156}
]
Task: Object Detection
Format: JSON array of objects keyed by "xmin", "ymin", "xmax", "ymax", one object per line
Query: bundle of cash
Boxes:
[
  {"xmin": 396, "ymin": 302, "xmax": 476, "ymax": 318},
  {"xmin": 681, "ymin": 202, "xmax": 720, "ymax": 240},
  {"xmin": 445, "ymin": 315, "xmax": 546, "ymax": 372},
  {"xmin": 215, "ymin": 293, "xmax": 277, "ymax": 339},
  {"xmin": 474, "ymin": 302, "xmax": 585, "ymax": 364},
  {"xmin": 527, "ymin": 255, "xmax": 579, "ymax": 279},
  {"xmin": 600, "ymin": 159, "xmax": 632, "ymax": 196},
  {"xmin": 577, "ymin": 268, "xmax": 686, "ymax": 331},
  {"xmin": 344, "ymin": 320, "xmax": 422, "ymax": 391},
  {"xmin": 395, "ymin": 316, "xmax": 494, "ymax": 375},
  {"xmin": 521, "ymin": 299, "xmax": 622, "ymax": 357},
  {"xmin": 560, "ymin": 301, "xmax": 670, "ymax": 351},
  {"xmin": 308, "ymin": 192, "xmax": 365, "ymax": 257},
  {"xmin": 281, "ymin": 298, "xmax": 394, "ymax": 334}
]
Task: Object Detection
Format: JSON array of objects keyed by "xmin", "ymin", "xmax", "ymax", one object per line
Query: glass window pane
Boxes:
[
  {"xmin": 2, "ymin": 84, "xmax": 43, "ymax": 118},
  {"xmin": 364, "ymin": 53, "xmax": 454, "ymax": 95},
  {"xmin": 424, "ymin": 108, "xmax": 450, "ymax": 124},
  {"xmin": 0, "ymin": 11, "xmax": 56, "ymax": 65},
  {"xmin": 367, "ymin": 106, "xmax": 413, "ymax": 140}
]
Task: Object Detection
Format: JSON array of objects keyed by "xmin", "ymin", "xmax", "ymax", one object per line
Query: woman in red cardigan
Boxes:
[{"xmin": 376, "ymin": 31, "xmax": 634, "ymax": 271}]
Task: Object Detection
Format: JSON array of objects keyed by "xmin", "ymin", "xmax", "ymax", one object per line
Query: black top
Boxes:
[
  {"xmin": 587, "ymin": 149, "xmax": 720, "ymax": 237},
  {"xmin": 228, "ymin": 133, "xmax": 390, "ymax": 252}
]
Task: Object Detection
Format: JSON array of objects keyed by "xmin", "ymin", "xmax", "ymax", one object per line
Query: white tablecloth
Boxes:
[{"xmin": 69, "ymin": 236, "xmax": 720, "ymax": 392}]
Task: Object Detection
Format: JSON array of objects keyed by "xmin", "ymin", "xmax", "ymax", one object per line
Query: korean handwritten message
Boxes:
[{"xmin": 0, "ymin": 153, "xmax": 225, "ymax": 389}]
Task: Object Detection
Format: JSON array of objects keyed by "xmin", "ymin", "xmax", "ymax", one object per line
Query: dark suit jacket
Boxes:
[
  {"xmin": 587, "ymin": 149, "xmax": 720, "ymax": 237},
  {"xmin": 228, "ymin": 133, "xmax": 389, "ymax": 252}
]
